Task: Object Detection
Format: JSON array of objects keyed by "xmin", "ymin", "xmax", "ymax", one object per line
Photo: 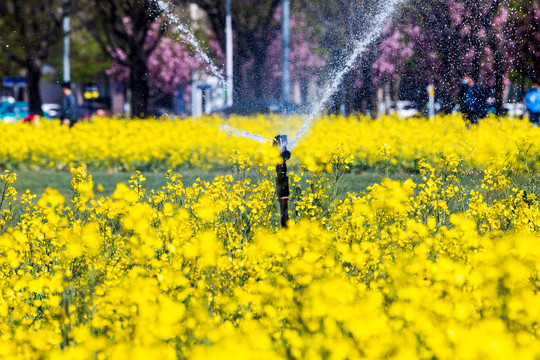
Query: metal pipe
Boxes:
[
  {"xmin": 274, "ymin": 135, "xmax": 291, "ymax": 228},
  {"xmin": 226, "ymin": 0, "xmax": 234, "ymax": 106},
  {"xmin": 282, "ymin": 0, "xmax": 291, "ymax": 103},
  {"xmin": 62, "ymin": 0, "xmax": 71, "ymax": 83}
]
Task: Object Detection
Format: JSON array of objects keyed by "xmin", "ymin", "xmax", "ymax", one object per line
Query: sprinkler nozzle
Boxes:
[
  {"xmin": 281, "ymin": 150, "xmax": 291, "ymax": 161},
  {"xmin": 274, "ymin": 135, "xmax": 291, "ymax": 161}
]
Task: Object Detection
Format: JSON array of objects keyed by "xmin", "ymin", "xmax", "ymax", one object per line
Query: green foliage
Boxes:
[{"xmin": 48, "ymin": 27, "xmax": 112, "ymax": 84}]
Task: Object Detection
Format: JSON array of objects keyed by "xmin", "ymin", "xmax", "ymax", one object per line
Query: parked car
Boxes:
[
  {"xmin": 0, "ymin": 101, "xmax": 29, "ymax": 123},
  {"xmin": 0, "ymin": 101, "xmax": 60, "ymax": 122},
  {"xmin": 42, "ymin": 103, "xmax": 61, "ymax": 119},
  {"xmin": 378, "ymin": 101, "xmax": 419, "ymax": 118},
  {"xmin": 396, "ymin": 101, "xmax": 419, "ymax": 118},
  {"xmin": 0, "ymin": 96, "xmax": 16, "ymax": 103},
  {"xmin": 504, "ymin": 103, "xmax": 526, "ymax": 117},
  {"xmin": 217, "ymin": 100, "xmax": 300, "ymax": 116}
]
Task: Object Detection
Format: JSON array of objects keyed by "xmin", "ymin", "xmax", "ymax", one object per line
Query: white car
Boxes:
[
  {"xmin": 42, "ymin": 103, "xmax": 61, "ymax": 119},
  {"xmin": 377, "ymin": 101, "xmax": 419, "ymax": 118},
  {"xmin": 396, "ymin": 101, "xmax": 419, "ymax": 118},
  {"xmin": 504, "ymin": 103, "xmax": 526, "ymax": 117}
]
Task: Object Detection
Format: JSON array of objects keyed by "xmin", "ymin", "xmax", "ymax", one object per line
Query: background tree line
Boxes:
[{"xmin": 0, "ymin": 0, "xmax": 538, "ymax": 117}]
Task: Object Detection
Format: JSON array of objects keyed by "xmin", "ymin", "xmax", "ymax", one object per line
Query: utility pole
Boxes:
[
  {"xmin": 428, "ymin": 84, "xmax": 435, "ymax": 120},
  {"xmin": 282, "ymin": 0, "xmax": 291, "ymax": 103},
  {"xmin": 226, "ymin": 0, "xmax": 234, "ymax": 106},
  {"xmin": 62, "ymin": 0, "xmax": 71, "ymax": 83}
]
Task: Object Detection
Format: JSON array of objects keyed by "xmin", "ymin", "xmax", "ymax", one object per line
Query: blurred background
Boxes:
[{"xmin": 0, "ymin": 0, "xmax": 538, "ymax": 120}]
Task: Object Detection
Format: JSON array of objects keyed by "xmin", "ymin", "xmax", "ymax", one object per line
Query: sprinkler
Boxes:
[{"xmin": 274, "ymin": 135, "xmax": 291, "ymax": 228}]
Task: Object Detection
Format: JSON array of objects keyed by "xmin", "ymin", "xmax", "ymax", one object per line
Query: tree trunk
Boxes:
[
  {"xmin": 377, "ymin": 86, "xmax": 384, "ymax": 118},
  {"xmin": 252, "ymin": 50, "xmax": 266, "ymax": 99},
  {"xmin": 343, "ymin": 72, "xmax": 356, "ymax": 114},
  {"xmin": 493, "ymin": 49, "xmax": 505, "ymax": 116},
  {"xmin": 26, "ymin": 58, "xmax": 43, "ymax": 116},
  {"xmin": 233, "ymin": 59, "xmax": 245, "ymax": 100},
  {"xmin": 469, "ymin": 1, "xmax": 483, "ymax": 82},
  {"xmin": 488, "ymin": 31, "xmax": 505, "ymax": 116},
  {"xmin": 130, "ymin": 54, "xmax": 150, "ymax": 118},
  {"xmin": 392, "ymin": 78, "xmax": 401, "ymax": 110},
  {"xmin": 359, "ymin": 49, "xmax": 376, "ymax": 116},
  {"xmin": 471, "ymin": 42, "xmax": 482, "ymax": 82},
  {"xmin": 384, "ymin": 83, "xmax": 391, "ymax": 115},
  {"xmin": 439, "ymin": 56, "xmax": 458, "ymax": 114}
]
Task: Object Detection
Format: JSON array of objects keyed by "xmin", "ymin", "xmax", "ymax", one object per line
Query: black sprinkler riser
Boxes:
[{"xmin": 273, "ymin": 135, "xmax": 291, "ymax": 228}]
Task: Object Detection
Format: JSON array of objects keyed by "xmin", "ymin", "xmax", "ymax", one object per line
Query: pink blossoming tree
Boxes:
[
  {"xmin": 372, "ymin": 0, "xmax": 513, "ymax": 113},
  {"xmin": 107, "ymin": 22, "xmax": 204, "ymax": 100}
]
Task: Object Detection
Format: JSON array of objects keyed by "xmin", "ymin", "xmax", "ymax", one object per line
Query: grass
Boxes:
[
  {"xmin": 11, "ymin": 168, "xmax": 487, "ymax": 200},
  {"xmin": 11, "ymin": 170, "xmax": 224, "ymax": 199}
]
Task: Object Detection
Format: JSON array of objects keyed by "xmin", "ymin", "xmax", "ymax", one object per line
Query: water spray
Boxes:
[
  {"xmin": 214, "ymin": 0, "xmax": 406, "ymax": 226},
  {"xmin": 273, "ymin": 135, "xmax": 291, "ymax": 228},
  {"xmin": 155, "ymin": 0, "xmax": 225, "ymax": 83}
]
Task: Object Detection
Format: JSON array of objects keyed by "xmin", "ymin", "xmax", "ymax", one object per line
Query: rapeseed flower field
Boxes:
[
  {"xmin": 0, "ymin": 114, "xmax": 538, "ymax": 172},
  {"xmin": 0, "ymin": 114, "xmax": 539, "ymax": 359}
]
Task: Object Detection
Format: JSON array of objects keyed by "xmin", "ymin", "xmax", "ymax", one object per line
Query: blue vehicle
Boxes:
[
  {"xmin": 0, "ymin": 101, "xmax": 59, "ymax": 123},
  {"xmin": 0, "ymin": 101, "xmax": 29, "ymax": 123}
]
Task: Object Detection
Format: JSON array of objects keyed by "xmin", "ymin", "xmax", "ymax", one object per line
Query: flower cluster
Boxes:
[
  {"xmin": 0, "ymin": 156, "xmax": 539, "ymax": 358},
  {"xmin": 1, "ymin": 114, "xmax": 539, "ymax": 173},
  {"xmin": 0, "ymin": 170, "xmax": 17, "ymax": 230}
]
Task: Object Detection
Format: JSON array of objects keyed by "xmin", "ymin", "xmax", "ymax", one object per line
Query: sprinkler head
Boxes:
[
  {"xmin": 274, "ymin": 135, "xmax": 291, "ymax": 161},
  {"xmin": 281, "ymin": 150, "xmax": 291, "ymax": 161}
]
